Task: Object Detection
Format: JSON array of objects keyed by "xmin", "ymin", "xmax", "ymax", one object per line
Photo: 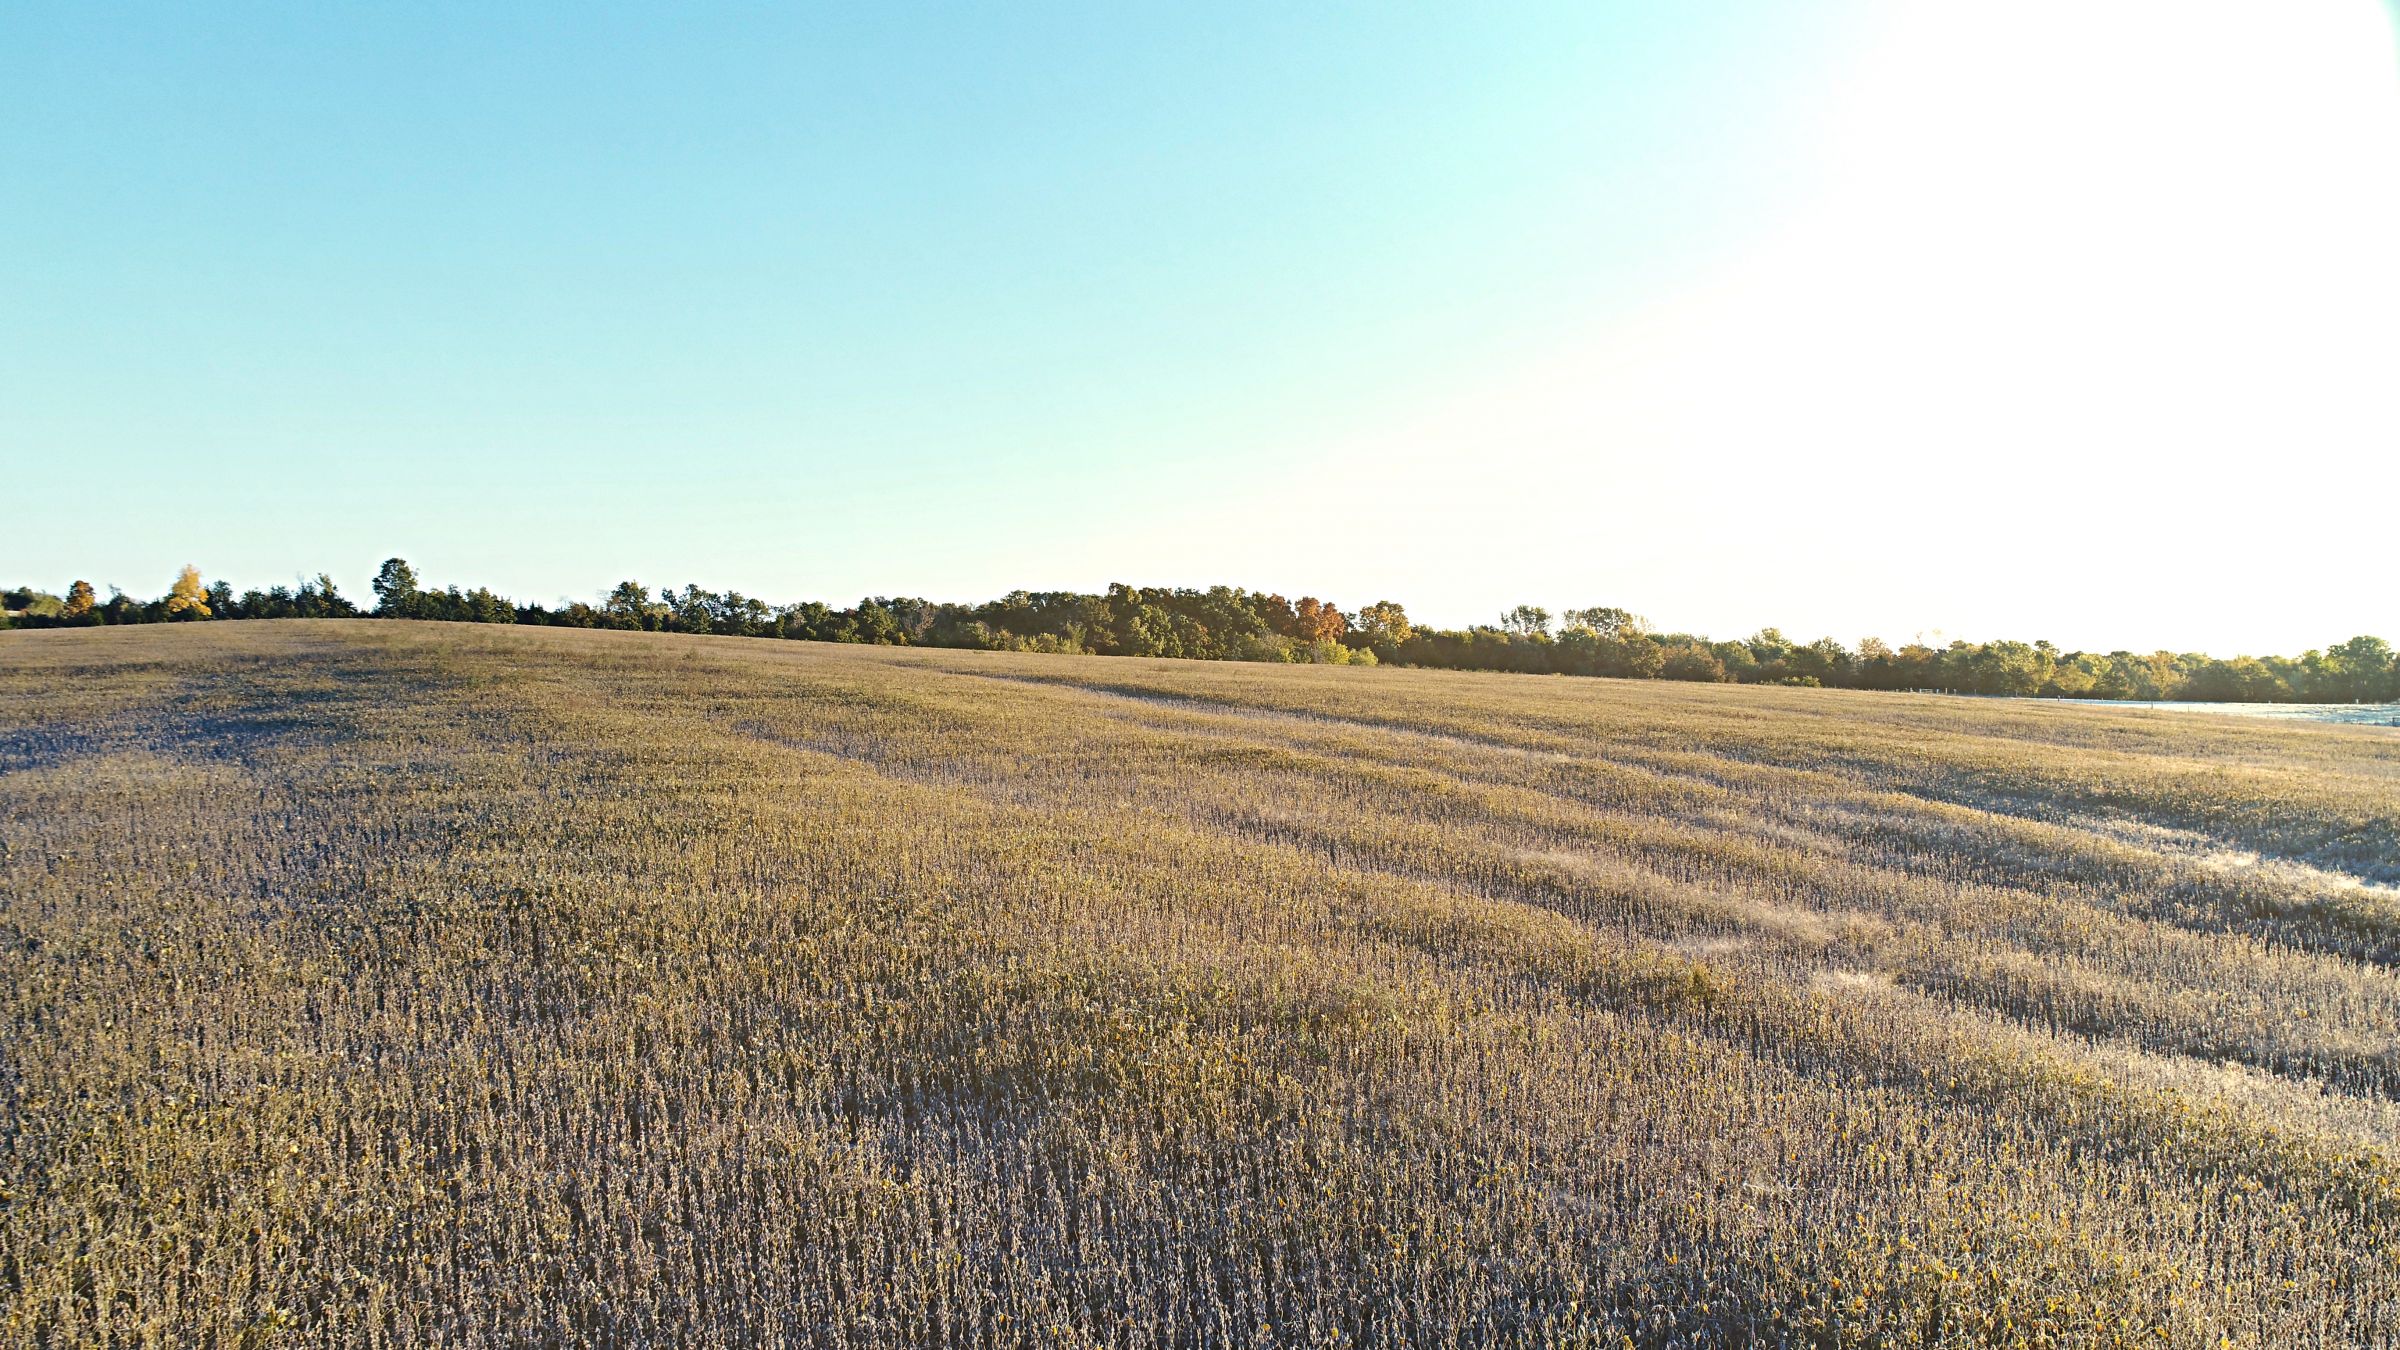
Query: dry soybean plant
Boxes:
[{"xmin": 4, "ymin": 621, "xmax": 2399, "ymax": 1347}]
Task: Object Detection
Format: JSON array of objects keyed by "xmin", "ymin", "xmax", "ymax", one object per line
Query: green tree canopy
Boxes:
[{"xmin": 372, "ymin": 558, "xmax": 421, "ymax": 617}]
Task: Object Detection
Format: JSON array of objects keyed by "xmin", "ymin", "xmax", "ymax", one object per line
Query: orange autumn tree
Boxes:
[{"xmin": 1293, "ymin": 597, "xmax": 1347, "ymax": 645}]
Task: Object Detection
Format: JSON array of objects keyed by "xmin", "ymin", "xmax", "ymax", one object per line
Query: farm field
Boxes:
[
  {"xmin": 6, "ymin": 621, "xmax": 2400, "ymax": 1347},
  {"xmin": 2044, "ymin": 699, "xmax": 2400, "ymax": 728}
]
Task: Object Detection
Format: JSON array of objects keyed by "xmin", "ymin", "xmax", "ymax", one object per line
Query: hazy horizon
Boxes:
[{"xmin": 9, "ymin": 1, "xmax": 2397, "ymax": 654}]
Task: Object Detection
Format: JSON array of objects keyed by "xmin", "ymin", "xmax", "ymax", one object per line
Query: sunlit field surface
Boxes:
[
  {"xmin": 2047, "ymin": 699, "xmax": 2400, "ymax": 727},
  {"xmin": 6, "ymin": 623, "xmax": 2400, "ymax": 1347}
]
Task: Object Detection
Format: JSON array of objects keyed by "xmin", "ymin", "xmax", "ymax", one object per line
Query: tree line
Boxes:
[{"xmin": 5, "ymin": 560, "xmax": 2394, "ymax": 705}]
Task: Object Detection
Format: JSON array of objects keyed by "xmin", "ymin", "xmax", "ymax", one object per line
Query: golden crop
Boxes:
[{"xmin": 3, "ymin": 622, "xmax": 2397, "ymax": 1347}]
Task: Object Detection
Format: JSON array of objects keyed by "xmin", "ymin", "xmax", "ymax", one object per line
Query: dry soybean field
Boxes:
[{"xmin": 9, "ymin": 622, "xmax": 2400, "ymax": 1348}]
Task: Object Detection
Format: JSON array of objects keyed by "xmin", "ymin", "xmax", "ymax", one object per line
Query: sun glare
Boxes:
[{"xmin": 1324, "ymin": 0, "xmax": 2400, "ymax": 650}]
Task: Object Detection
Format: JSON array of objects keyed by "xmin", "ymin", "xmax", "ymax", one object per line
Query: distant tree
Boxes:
[
  {"xmin": 1713, "ymin": 640, "xmax": 1762, "ymax": 682},
  {"xmin": 1789, "ymin": 637, "xmax": 1853, "ymax": 685},
  {"xmin": 1294, "ymin": 597, "xmax": 1347, "ymax": 644},
  {"xmin": 1562, "ymin": 606, "xmax": 1644, "ymax": 639},
  {"xmin": 460, "ymin": 587, "xmax": 517, "ymax": 624},
  {"xmin": 372, "ymin": 558, "xmax": 421, "ymax": 618},
  {"xmin": 1660, "ymin": 643, "xmax": 1728, "ymax": 682},
  {"xmin": 8, "ymin": 555, "xmax": 2372, "ymax": 702},
  {"xmin": 1118, "ymin": 605, "xmax": 1179, "ymax": 657},
  {"xmin": 306, "ymin": 573, "xmax": 357, "ymax": 618},
  {"xmin": 1501, "ymin": 605, "xmax": 1551, "ymax": 638},
  {"xmin": 1609, "ymin": 636, "xmax": 1666, "ymax": 680},
  {"xmin": 1745, "ymin": 628, "xmax": 1796, "ymax": 674},
  {"xmin": 853, "ymin": 599, "xmax": 906, "ymax": 646},
  {"xmin": 2179, "ymin": 656, "xmax": 2293, "ymax": 703},
  {"xmin": 1253, "ymin": 592, "xmax": 1301, "ymax": 640},
  {"xmin": 1354, "ymin": 600, "xmax": 1414, "ymax": 648},
  {"xmin": 721, "ymin": 591, "xmax": 773, "ymax": 637},
  {"xmin": 660, "ymin": 585, "xmax": 710, "ymax": 633},
  {"xmin": 1964, "ymin": 641, "xmax": 2048, "ymax": 697},
  {"xmin": 2088, "ymin": 651, "xmax": 2177, "ymax": 701},
  {"xmin": 606, "ymin": 581, "xmax": 662, "ymax": 630},
  {"xmin": 776, "ymin": 600, "xmax": 840, "ymax": 642},
  {"xmin": 2045, "ymin": 654, "xmax": 2104, "ymax": 698},
  {"xmin": 877, "ymin": 597, "xmax": 941, "ymax": 643},
  {"xmin": 164, "ymin": 565, "xmax": 212, "ymax": 618},
  {"xmin": 2326, "ymin": 635, "xmax": 2395, "ymax": 702}
]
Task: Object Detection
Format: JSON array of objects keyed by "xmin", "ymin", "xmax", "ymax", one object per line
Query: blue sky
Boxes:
[{"xmin": 7, "ymin": 2, "xmax": 2396, "ymax": 652}]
